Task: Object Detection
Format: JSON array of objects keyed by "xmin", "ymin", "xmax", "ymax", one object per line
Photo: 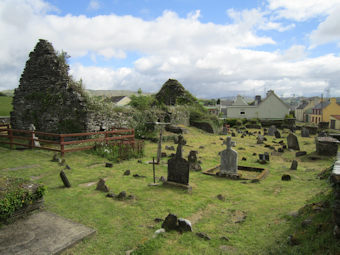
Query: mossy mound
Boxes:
[{"xmin": 155, "ymin": 79, "xmax": 197, "ymax": 106}]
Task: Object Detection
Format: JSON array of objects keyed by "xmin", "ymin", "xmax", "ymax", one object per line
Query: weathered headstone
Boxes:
[
  {"xmin": 257, "ymin": 135, "xmax": 264, "ymax": 144},
  {"xmin": 274, "ymin": 130, "xmax": 281, "ymax": 138},
  {"xmin": 29, "ymin": 124, "xmax": 40, "ymax": 147},
  {"xmin": 287, "ymin": 133, "xmax": 300, "ymax": 150},
  {"xmin": 296, "ymin": 151, "xmax": 307, "ymax": 157},
  {"xmin": 162, "ymin": 213, "xmax": 178, "ymax": 231},
  {"xmin": 157, "ymin": 128, "xmax": 163, "ymax": 163},
  {"xmin": 188, "ymin": 150, "xmax": 201, "ymax": 171},
  {"xmin": 167, "ymin": 135, "xmax": 189, "ymax": 185},
  {"xmin": 96, "ymin": 178, "xmax": 109, "ymax": 192},
  {"xmin": 290, "ymin": 160, "xmax": 298, "ymax": 170},
  {"xmin": 315, "ymin": 137, "xmax": 339, "ymax": 156},
  {"xmin": 60, "ymin": 170, "xmax": 71, "ymax": 188},
  {"xmin": 301, "ymin": 127, "xmax": 310, "ymax": 137},
  {"xmin": 268, "ymin": 125, "xmax": 277, "ymax": 136},
  {"xmin": 220, "ymin": 137, "xmax": 238, "ymax": 175}
]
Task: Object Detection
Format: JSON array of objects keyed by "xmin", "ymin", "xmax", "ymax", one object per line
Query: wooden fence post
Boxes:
[
  {"xmin": 8, "ymin": 128, "xmax": 13, "ymax": 150},
  {"xmin": 105, "ymin": 131, "xmax": 108, "ymax": 144},
  {"xmin": 30, "ymin": 131, "xmax": 34, "ymax": 149},
  {"xmin": 60, "ymin": 135, "xmax": 65, "ymax": 156}
]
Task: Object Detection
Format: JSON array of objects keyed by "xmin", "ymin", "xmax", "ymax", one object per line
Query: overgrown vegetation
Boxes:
[
  {"xmin": 0, "ymin": 177, "xmax": 45, "ymax": 222},
  {"xmin": 91, "ymin": 141, "xmax": 144, "ymax": 162}
]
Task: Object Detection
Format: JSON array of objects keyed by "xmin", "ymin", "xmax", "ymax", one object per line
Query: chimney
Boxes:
[
  {"xmin": 266, "ymin": 90, "xmax": 274, "ymax": 97},
  {"xmin": 330, "ymin": 97, "xmax": 336, "ymax": 104},
  {"xmin": 255, "ymin": 95, "xmax": 261, "ymax": 105}
]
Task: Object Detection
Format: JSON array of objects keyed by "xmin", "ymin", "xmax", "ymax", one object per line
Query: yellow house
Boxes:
[
  {"xmin": 330, "ymin": 115, "xmax": 340, "ymax": 130},
  {"xmin": 310, "ymin": 98, "xmax": 340, "ymax": 125}
]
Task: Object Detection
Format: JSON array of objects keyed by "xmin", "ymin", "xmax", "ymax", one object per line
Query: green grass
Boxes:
[
  {"xmin": 0, "ymin": 127, "xmax": 338, "ymax": 254},
  {"xmin": 0, "ymin": 96, "xmax": 12, "ymax": 116}
]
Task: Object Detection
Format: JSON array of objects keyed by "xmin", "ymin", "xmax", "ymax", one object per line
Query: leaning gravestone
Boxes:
[
  {"xmin": 287, "ymin": 133, "xmax": 300, "ymax": 150},
  {"xmin": 268, "ymin": 125, "xmax": 277, "ymax": 136},
  {"xmin": 220, "ymin": 137, "xmax": 238, "ymax": 176},
  {"xmin": 301, "ymin": 127, "xmax": 310, "ymax": 137},
  {"xmin": 167, "ymin": 135, "xmax": 189, "ymax": 185},
  {"xmin": 60, "ymin": 170, "xmax": 71, "ymax": 188}
]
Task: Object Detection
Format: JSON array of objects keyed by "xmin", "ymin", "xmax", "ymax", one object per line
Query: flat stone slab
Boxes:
[
  {"xmin": 0, "ymin": 211, "xmax": 96, "ymax": 255},
  {"xmin": 1, "ymin": 164, "xmax": 40, "ymax": 171}
]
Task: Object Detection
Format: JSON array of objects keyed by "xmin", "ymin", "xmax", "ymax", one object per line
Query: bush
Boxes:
[
  {"xmin": 0, "ymin": 177, "xmax": 45, "ymax": 222},
  {"xmin": 91, "ymin": 141, "xmax": 144, "ymax": 162},
  {"xmin": 129, "ymin": 95, "xmax": 156, "ymax": 111}
]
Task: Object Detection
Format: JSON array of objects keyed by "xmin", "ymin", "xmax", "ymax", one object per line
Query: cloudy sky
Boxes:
[{"xmin": 1, "ymin": 0, "xmax": 340, "ymax": 98}]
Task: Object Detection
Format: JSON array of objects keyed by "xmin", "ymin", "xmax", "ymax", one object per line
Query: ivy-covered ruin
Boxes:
[{"xmin": 10, "ymin": 39, "xmax": 88, "ymax": 133}]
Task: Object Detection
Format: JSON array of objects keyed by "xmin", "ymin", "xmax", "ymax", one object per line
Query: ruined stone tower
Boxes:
[{"xmin": 10, "ymin": 39, "xmax": 88, "ymax": 133}]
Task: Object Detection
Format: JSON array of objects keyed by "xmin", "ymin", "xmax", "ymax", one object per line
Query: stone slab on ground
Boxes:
[{"xmin": 0, "ymin": 211, "xmax": 96, "ymax": 255}]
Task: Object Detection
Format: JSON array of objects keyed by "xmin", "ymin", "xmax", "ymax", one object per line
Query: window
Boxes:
[
  {"xmin": 312, "ymin": 116, "xmax": 314, "ymax": 122},
  {"xmin": 240, "ymin": 111, "xmax": 245, "ymax": 115}
]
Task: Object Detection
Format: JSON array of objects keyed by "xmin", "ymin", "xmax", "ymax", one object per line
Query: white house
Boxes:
[
  {"xmin": 107, "ymin": 96, "xmax": 131, "ymax": 106},
  {"xmin": 225, "ymin": 90, "xmax": 290, "ymax": 120}
]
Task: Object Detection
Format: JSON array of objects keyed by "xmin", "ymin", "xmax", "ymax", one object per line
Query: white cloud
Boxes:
[
  {"xmin": 0, "ymin": 0, "xmax": 340, "ymax": 98},
  {"xmin": 267, "ymin": 0, "xmax": 340, "ymax": 21},
  {"xmin": 310, "ymin": 5, "xmax": 340, "ymax": 47},
  {"xmin": 88, "ymin": 0, "xmax": 100, "ymax": 11}
]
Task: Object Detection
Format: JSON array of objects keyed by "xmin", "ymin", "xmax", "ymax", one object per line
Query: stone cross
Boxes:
[
  {"xmin": 156, "ymin": 128, "xmax": 163, "ymax": 163},
  {"xmin": 176, "ymin": 135, "xmax": 185, "ymax": 158},
  {"xmin": 220, "ymin": 137, "xmax": 238, "ymax": 175}
]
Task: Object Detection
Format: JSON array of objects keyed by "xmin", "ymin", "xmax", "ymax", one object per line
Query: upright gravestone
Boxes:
[
  {"xmin": 301, "ymin": 127, "xmax": 310, "ymax": 137},
  {"xmin": 257, "ymin": 135, "xmax": 264, "ymax": 144},
  {"xmin": 29, "ymin": 124, "xmax": 40, "ymax": 147},
  {"xmin": 268, "ymin": 125, "xmax": 277, "ymax": 136},
  {"xmin": 167, "ymin": 135, "xmax": 189, "ymax": 185},
  {"xmin": 287, "ymin": 133, "xmax": 300, "ymax": 150},
  {"xmin": 188, "ymin": 150, "xmax": 201, "ymax": 171},
  {"xmin": 274, "ymin": 130, "xmax": 281, "ymax": 138},
  {"xmin": 220, "ymin": 137, "xmax": 238, "ymax": 176}
]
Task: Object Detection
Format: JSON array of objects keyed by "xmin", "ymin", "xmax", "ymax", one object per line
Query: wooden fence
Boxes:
[{"xmin": 0, "ymin": 125, "xmax": 137, "ymax": 156}]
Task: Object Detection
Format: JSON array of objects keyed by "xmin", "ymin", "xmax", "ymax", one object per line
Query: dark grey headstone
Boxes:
[
  {"xmin": 60, "ymin": 170, "xmax": 71, "ymax": 188},
  {"xmin": 96, "ymin": 178, "xmax": 109, "ymax": 192},
  {"xmin": 301, "ymin": 127, "xmax": 310, "ymax": 137},
  {"xmin": 167, "ymin": 135, "xmax": 189, "ymax": 185},
  {"xmin": 178, "ymin": 218, "xmax": 192, "ymax": 232},
  {"xmin": 161, "ymin": 213, "xmax": 178, "ymax": 231},
  {"xmin": 281, "ymin": 174, "xmax": 291, "ymax": 181},
  {"xmin": 290, "ymin": 160, "xmax": 298, "ymax": 170},
  {"xmin": 274, "ymin": 130, "xmax": 281, "ymax": 138},
  {"xmin": 296, "ymin": 151, "xmax": 307, "ymax": 157},
  {"xmin": 287, "ymin": 133, "xmax": 300, "ymax": 150}
]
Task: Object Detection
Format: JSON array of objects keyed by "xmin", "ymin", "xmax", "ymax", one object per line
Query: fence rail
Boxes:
[{"xmin": 0, "ymin": 126, "xmax": 136, "ymax": 156}]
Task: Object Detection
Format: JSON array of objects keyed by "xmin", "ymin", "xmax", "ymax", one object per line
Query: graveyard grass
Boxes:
[
  {"xmin": 0, "ymin": 126, "xmax": 339, "ymax": 255},
  {"xmin": 0, "ymin": 96, "xmax": 12, "ymax": 116}
]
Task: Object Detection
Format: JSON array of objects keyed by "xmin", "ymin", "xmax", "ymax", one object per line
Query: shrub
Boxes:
[
  {"xmin": 91, "ymin": 141, "xmax": 144, "ymax": 162},
  {"xmin": 0, "ymin": 177, "xmax": 45, "ymax": 222}
]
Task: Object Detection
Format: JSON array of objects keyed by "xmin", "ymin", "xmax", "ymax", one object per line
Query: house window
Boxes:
[
  {"xmin": 240, "ymin": 111, "xmax": 245, "ymax": 115},
  {"xmin": 318, "ymin": 117, "xmax": 321, "ymax": 123},
  {"xmin": 312, "ymin": 116, "xmax": 314, "ymax": 122}
]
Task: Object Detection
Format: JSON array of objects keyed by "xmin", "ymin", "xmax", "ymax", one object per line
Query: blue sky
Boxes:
[{"xmin": 1, "ymin": 0, "xmax": 340, "ymax": 98}]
